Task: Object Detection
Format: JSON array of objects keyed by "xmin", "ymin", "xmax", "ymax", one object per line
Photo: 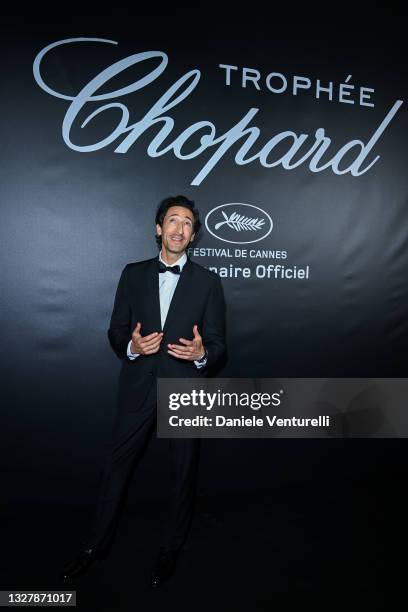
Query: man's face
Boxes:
[{"xmin": 156, "ymin": 205, "xmax": 195, "ymax": 257}]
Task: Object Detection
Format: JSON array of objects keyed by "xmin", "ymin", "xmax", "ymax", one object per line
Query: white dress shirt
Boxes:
[{"xmin": 126, "ymin": 252, "xmax": 207, "ymax": 368}]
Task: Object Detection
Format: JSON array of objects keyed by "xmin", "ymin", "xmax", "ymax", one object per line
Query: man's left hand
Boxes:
[{"xmin": 168, "ymin": 325, "xmax": 205, "ymax": 361}]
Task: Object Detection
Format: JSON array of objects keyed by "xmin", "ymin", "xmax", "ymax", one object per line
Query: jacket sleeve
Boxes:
[
  {"xmin": 107, "ymin": 265, "xmax": 132, "ymax": 360},
  {"xmin": 200, "ymin": 274, "xmax": 227, "ymax": 371}
]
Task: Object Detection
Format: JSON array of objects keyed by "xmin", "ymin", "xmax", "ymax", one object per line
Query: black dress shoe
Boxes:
[
  {"xmin": 60, "ymin": 547, "xmax": 103, "ymax": 583},
  {"xmin": 150, "ymin": 549, "xmax": 177, "ymax": 588}
]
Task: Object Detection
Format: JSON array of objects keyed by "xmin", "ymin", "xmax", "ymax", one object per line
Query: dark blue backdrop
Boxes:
[{"xmin": 1, "ymin": 16, "xmax": 406, "ymax": 506}]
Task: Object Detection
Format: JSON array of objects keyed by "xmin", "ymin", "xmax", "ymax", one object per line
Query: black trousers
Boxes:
[{"xmin": 86, "ymin": 383, "xmax": 200, "ymax": 553}]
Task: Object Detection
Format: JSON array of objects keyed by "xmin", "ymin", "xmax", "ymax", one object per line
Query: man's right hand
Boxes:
[{"xmin": 130, "ymin": 322, "xmax": 163, "ymax": 355}]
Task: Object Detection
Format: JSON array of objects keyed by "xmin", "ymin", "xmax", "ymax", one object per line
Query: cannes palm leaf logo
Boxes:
[{"xmin": 214, "ymin": 210, "xmax": 265, "ymax": 232}]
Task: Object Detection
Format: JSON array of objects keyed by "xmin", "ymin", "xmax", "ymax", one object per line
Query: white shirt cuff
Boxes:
[
  {"xmin": 194, "ymin": 353, "xmax": 208, "ymax": 369},
  {"xmin": 127, "ymin": 340, "xmax": 140, "ymax": 360}
]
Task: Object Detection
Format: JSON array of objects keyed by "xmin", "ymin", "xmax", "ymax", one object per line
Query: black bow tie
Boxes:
[{"xmin": 158, "ymin": 261, "xmax": 181, "ymax": 275}]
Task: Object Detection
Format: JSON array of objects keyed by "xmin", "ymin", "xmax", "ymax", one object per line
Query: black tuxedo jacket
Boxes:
[{"xmin": 108, "ymin": 256, "xmax": 227, "ymax": 412}]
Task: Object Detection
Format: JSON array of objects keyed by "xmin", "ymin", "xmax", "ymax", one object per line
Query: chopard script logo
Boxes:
[{"xmin": 33, "ymin": 38, "xmax": 403, "ymax": 186}]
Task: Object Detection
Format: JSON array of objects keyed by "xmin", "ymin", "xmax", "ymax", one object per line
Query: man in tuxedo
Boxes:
[{"xmin": 62, "ymin": 195, "xmax": 226, "ymax": 587}]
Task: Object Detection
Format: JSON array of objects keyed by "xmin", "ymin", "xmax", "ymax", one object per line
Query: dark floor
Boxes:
[{"xmin": 1, "ymin": 478, "xmax": 400, "ymax": 611}]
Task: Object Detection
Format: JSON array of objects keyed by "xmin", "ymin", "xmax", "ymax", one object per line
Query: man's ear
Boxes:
[
  {"xmin": 156, "ymin": 223, "xmax": 162, "ymax": 236},
  {"xmin": 190, "ymin": 233, "xmax": 195, "ymax": 243}
]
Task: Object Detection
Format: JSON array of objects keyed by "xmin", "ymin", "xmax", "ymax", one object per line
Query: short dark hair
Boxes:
[{"xmin": 155, "ymin": 195, "xmax": 201, "ymax": 248}]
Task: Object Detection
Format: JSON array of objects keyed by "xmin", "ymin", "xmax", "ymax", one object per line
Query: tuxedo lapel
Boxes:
[
  {"xmin": 144, "ymin": 258, "xmax": 162, "ymax": 332},
  {"xmin": 163, "ymin": 257, "xmax": 194, "ymax": 334}
]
